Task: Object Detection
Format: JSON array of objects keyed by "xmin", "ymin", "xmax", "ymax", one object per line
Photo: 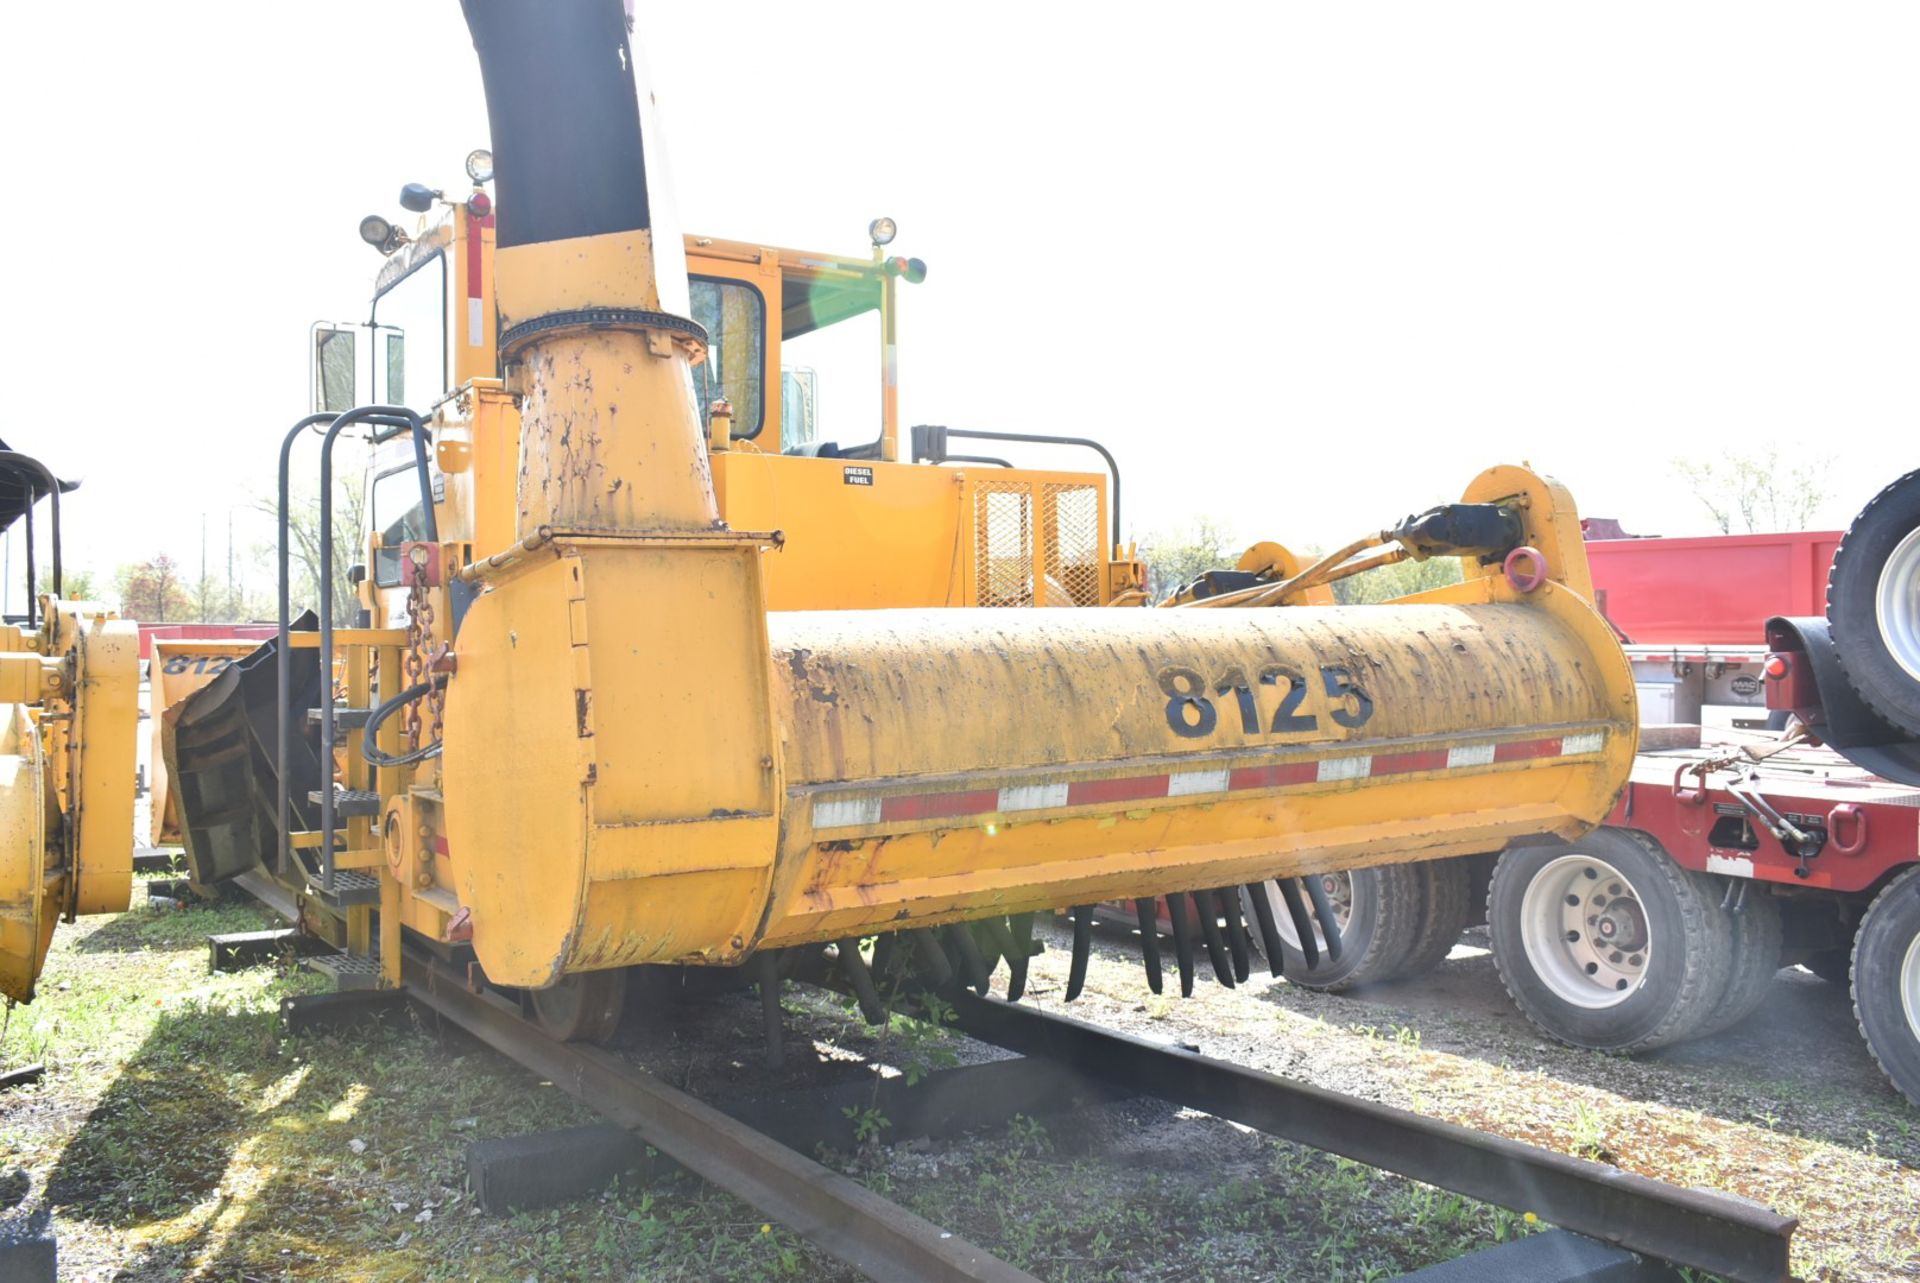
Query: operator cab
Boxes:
[{"xmin": 318, "ymin": 158, "xmax": 1121, "ymax": 616}]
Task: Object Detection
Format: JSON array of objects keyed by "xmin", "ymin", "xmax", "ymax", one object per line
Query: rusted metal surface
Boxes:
[
  {"xmin": 770, "ymin": 600, "xmax": 1615, "ymax": 786},
  {"xmin": 948, "ymin": 994, "xmax": 1795, "ymax": 1283},
  {"xmin": 403, "ymin": 953, "xmax": 1040, "ymax": 1283}
]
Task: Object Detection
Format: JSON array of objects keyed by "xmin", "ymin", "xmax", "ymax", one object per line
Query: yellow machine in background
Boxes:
[
  {"xmin": 147, "ymin": 640, "xmax": 261, "ymax": 847},
  {"xmin": 0, "ymin": 456, "xmax": 136, "ymax": 1003}
]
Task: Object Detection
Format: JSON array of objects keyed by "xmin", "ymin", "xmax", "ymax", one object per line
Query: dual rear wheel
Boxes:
[
  {"xmin": 1487, "ymin": 828, "xmax": 1766, "ymax": 1054},
  {"xmin": 1266, "ymin": 857, "xmax": 1476, "ymax": 992},
  {"xmin": 1852, "ymin": 866, "xmax": 1920, "ymax": 1108}
]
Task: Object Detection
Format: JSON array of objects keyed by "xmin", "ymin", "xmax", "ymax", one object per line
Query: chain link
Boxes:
[{"xmin": 393, "ymin": 547, "xmax": 450, "ymax": 758}]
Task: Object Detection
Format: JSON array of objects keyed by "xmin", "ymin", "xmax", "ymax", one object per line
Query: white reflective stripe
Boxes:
[
  {"xmin": 999, "ymin": 782, "xmax": 1070, "ymax": 812},
  {"xmin": 1167, "ymin": 769, "xmax": 1230, "ymax": 797},
  {"xmin": 1447, "ymin": 743, "xmax": 1496, "ymax": 769},
  {"xmin": 1706, "ymin": 853, "xmax": 1755, "ymax": 878},
  {"xmin": 813, "ymin": 795, "xmax": 881, "ymax": 829},
  {"xmin": 468, "ymin": 297, "xmax": 485, "ymax": 345},
  {"xmin": 1317, "ymin": 756, "xmax": 1372, "ymax": 783},
  {"xmin": 1561, "ymin": 731, "xmax": 1606, "ymax": 756}
]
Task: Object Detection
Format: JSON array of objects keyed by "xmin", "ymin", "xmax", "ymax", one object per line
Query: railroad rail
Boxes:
[
  {"xmin": 947, "ymin": 993, "xmax": 1795, "ymax": 1283},
  {"xmin": 389, "ymin": 949, "xmax": 1795, "ymax": 1283},
  {"xmin": 402, "ymin": 952, "xmax": 1039, "ymax": 1283}
]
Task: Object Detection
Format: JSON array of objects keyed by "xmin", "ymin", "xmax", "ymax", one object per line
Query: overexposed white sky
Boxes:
[{"xmin": 2, "ymin": 2, "xmax": 1913, "ymax": 600}]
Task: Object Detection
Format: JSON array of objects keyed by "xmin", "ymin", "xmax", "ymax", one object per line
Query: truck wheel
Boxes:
[
  {"xmin": 1698, "ymin": 889, "xmax": 1783, "ymax": 1037},
  {"xmin": 1828, "ymin": 468, "xmax": 1920, "ymax": 737},
  {"xmin": 1489, "ymin": 829, "xmax": 1733, "ymax": 1053},
  {"xmin": 1263, "ymin": 864, "xmax": 1423, "ymax": 992},
  {"xmin": 1392, "ymin": 857, "xmax": 1475, "ymax": 979},
  {"xmin": 1853, "ymin": 866, "xmax": 1920, "ymax": 1108}
]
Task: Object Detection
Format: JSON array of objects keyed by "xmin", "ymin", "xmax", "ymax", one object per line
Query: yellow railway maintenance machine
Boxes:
[
  {"xmin": 18, "ymin": 2, "xmax": 1637, "ymax": 1053},
  {"xmin": 0, "ymin": 452, "xmax": 136, "ymax": 1005}
]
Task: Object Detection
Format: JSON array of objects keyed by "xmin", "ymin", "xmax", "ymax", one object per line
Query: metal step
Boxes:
[
  {"xmin": 308, "ymin": 788, "xmax": 381, "ymax": 818},
  {"xmin": 305, "ymin": 950, "xmax": 384, "ymax": 992},
  {"xmin": 308, "ymin": 869, "xmax": 381, "ymax": 908},
  {"xmin": 308, "ymin": 705, "xmax": 373, "ymax": 730}
]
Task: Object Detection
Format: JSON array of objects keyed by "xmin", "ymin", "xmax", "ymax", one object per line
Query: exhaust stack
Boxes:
[{"xmin": 462, "ymin": 0, "xmax": 715, "ymax": 536}]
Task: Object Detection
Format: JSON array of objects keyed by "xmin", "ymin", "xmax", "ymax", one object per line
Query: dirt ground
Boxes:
[{"xmin": 0, "ymin": 892, "xmax": 1915, "ymax": 1282}]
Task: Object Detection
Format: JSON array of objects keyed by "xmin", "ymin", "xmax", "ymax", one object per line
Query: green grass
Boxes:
[
  {"xmin": 11, "ymin": 890, "xmax": 1877, "ymax": 1281},
  {"xmin": 0, "ymin": 894, "xmax": 832, "ymax": 1282}
]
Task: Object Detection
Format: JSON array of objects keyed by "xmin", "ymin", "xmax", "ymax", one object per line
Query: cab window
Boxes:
[
  {"xmin": 371, "ymin": 466, "xmax": 431, "ymax": 587},
  {"xmin": 780, "ymin": 293, "xmax": 877, "ymax": 452},
  {"xmin": 690, "ymin": 277, "xmax": 766, "ymax": 438},
  {"xmin": 372, "ymin": 253, "xmax": 449, "ymax": 407}
]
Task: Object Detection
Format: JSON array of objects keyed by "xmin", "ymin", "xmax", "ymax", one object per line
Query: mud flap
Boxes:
[
  {"xmin": 1766, "ymin": 615, "xmax": 1920, "ymax": 786},
  {"xmin": 162, "ymin": 612, "xmax": 326, "ymax": 885}
]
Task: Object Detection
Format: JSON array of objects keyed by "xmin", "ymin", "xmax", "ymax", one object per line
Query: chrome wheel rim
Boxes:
[
  {"xmin": 1876, "ymin": 524, "xmax": 1920, "ymax": 683},
  {"xmin": 1520, "ymin": 854, "xmax": 1651, "ymax": 1009},
  {"xmin": 1272, "ymin": 872, "xmax": 1353, "ymax": 953}
]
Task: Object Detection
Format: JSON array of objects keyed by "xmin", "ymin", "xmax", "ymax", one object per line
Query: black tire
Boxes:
[
  {"xmin": 1853, "ymin": 866, "xmax": 1920, "ymax": 1108},
  {"xmin": 530, "ymin": 968, "xmax": 628, "ymax": 1042},
  {"xmin": 1266, "ymin": 864, "xmax": 1424, "ymax": 992},
  {"xmin": 1804, "ymin": 948, "xmax": 1853, "ymax": 985},
  {"xmin": 1698, "ymin": 890, "xmax": 1783, "ymax": 1037},
  {"xmin": 1488, "ymin": 829, "xmax": 1734, "ymax": 1053},
  {"xmin": 1827, "ymin": 468, "xmax": 1920, "ymax": 737},
  {"xmin": 1392, "ymin": 857, "xmax": 1476, "ymax": 979}
]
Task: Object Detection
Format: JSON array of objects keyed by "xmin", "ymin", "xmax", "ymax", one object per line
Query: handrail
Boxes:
[
  {"xmin": 912, "ymin": 426, "xmax": 1123, "ymax": 547},
  {"xmin": 275, "ymin": 412, "xmax": 337, "ymax": 881},
  {"xmin": 0, "ymin": 452, "xmax": 65, "ymax": 627},
  {"xmin": 275, "ymin": 406, "xmax": 437, "ymax": 890},
  {"xmin": 316, "ymin": 406, "xmax": 437, "ymax": 890}
]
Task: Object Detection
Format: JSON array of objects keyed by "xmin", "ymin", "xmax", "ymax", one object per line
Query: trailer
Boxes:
[
  {"xmin": 1585, "ymin": 526, "xmax": 1840, "ymax": 725},
  {"xmin": 1250, "ymin": 482, "xmax": 1920, "ymax": 1109},
  {"xmin": 1485, "ymin": 727, "xmax": 1917, "ymax": 1098}
]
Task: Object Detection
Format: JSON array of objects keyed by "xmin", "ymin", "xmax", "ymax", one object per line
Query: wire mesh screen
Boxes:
[
  {"xmin": 974, "ymin": 482, "xmax": 1035, "ymax": 607},
  {"xmin": 1042, "ymin": 483, "xmax": 1102, "ymax": 607}
]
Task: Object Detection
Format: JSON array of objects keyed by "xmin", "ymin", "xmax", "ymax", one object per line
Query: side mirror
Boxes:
[
  {"xmin": 347, "ymin": 562, "xmax": 368, "ymax": 587},
  {"xmin": 313, "ymin": 325, "xmax": 357, "ymax": 413}
]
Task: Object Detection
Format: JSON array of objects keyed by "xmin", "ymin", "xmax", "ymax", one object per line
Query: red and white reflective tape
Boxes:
[{"xmin": 811, "ymin": 728, "xmax": 1609, "ymax": 832}]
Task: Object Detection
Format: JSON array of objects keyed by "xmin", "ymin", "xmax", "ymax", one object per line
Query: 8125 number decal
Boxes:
[
  {"xmin": 1156, "ymin": 663, "xmax": 1374, "ymax": 739},
  {"xmin": 160, "ymin": 654, "xmax": 234, "ymax": 677}
]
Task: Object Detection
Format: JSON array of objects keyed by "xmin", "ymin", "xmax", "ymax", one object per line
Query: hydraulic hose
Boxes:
[{"xmin": 361, "ymin": 674, "xmax": 447, "ymax": 768}]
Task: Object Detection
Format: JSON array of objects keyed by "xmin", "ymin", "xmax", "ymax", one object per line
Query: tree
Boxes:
[
  {"xmin": 1137, "ymin": 518, "xmax": 1234, "ymax": 601},
  {"xmin": 116, "ymin": 555, "xmax": 190, "ymax": 621},
  {"xmin": 255, "ymin": 478, "xmax": 368, "ymax": 626},
  {"xmin": 1675, "ymin": 445, "xmax": 1834, "ymax": 534},
  {"xmin": 1330, "ymin": 554, "xmax": 1463, "ymax": 604},
  {"xmin": 36, "ymin": 564, "xmax": 96, "ymax": 602}
]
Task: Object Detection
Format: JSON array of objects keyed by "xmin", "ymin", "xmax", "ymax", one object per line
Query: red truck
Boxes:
[{"xmin": 1260, "ymin": 478, "xmax": 1920, "ymax": 1108}]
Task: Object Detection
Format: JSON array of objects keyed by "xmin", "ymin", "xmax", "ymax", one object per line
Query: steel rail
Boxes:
[
  {"xmin": 401, "ymin": 954, "xmax": 1039, "ymax": 1283},
  {"xmin": 947, "ymin": 992, "xmax": 1794, "ymax": 1283}
]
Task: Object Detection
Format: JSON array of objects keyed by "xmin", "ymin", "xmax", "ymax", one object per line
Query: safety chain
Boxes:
[{"xmin": 401, "ymin": 550, "xmax": 445, "ymax": 752}]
